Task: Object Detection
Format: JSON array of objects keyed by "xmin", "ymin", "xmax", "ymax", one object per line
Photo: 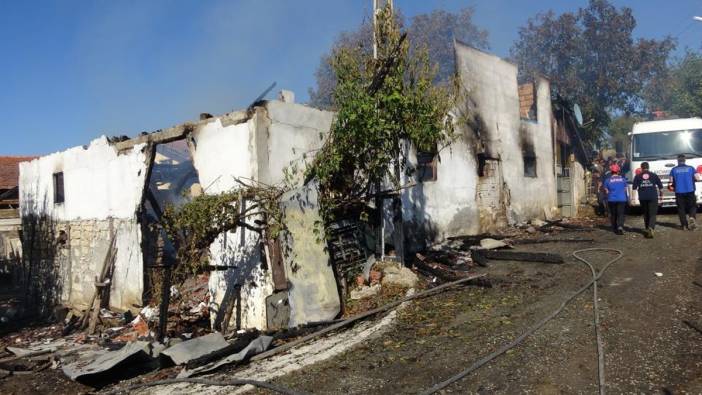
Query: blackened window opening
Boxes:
[
  {"xmin": 523, "ymin": 156, "xmax": 537, "ymax": 178},
  {"xmin": 53, "ymin": 172, "xmax": 65, "ymax": 204},
  {"xmin": 477, "ymin": 153, "xmax": 487, "ymax": 177}
]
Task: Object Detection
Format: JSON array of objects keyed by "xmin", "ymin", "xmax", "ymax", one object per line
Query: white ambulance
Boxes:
[{"xmin": 628, "ymin": 118, "xmax": 702, "ymax": 207}]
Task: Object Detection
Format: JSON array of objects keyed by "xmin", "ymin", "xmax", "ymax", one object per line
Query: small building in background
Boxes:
[
  {"xmin": 0, "ymin": 156, "xmax": 37, "ymax": 281},
  {"xmin": 551, "ymin": 97, "xmax": 592, "ymax": 218}
]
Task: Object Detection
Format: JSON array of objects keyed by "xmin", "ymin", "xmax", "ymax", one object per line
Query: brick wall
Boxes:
[{"xmin": 519, "ymin": 83, "xmax": 536, "ymax": 120}]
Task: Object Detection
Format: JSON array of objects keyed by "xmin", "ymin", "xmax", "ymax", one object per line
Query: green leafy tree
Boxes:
[
  {"xmin": 511, "ymin": 0, "xmax": 675, "ymax": 144},
  {"xmin": 308, "ymin": 7, "xmax": 488, "ymax": 109},
  {"xmin": 608, "ymin": 114, "xmax": 642, "ymax": 153},
  {"xmin": 647, "ymin": 52, "xmax": 702, "ymax": 117},
  {"xmin": 306, "ymin": 5, "xmax": 456, "ymax": 225}
]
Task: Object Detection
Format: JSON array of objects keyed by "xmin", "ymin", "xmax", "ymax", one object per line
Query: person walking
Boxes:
[
  {"xmin": 669, "ymin": 154, "xmax": 698, "ymax": 230},
  {"xmin": 603, "ymin": 163, "xmax": 628, "ymax": 235},
  {"xmin": 632, "ymin": 162, "xmax": 663, "ymax": 238}
]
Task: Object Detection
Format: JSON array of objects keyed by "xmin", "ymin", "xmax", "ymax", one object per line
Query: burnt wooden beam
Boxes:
[
  {"xmin": 542, "ymin": 220, "xmax": 589, "ymax": 231},
  {"xmin": 113, "ymin": 110, "xmax": 250, "ymax": 151},
  {"xmin": 145, "ymin": 188, "xmax": 163, "ymax": 218},
  {"xmin": 470, "ymin": 249, "xmax": 489, "ymax": 267},
  {"xmin": 414, "ymin": 253, "xmax": 476, "ymax": 281}
]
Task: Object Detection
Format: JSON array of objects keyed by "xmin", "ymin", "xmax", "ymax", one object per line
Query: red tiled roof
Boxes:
[{"xmin": 0, "ymin": 156, "xmax": 38, "ymax": 190}]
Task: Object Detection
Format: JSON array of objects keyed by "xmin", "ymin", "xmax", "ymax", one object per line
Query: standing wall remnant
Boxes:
[
  {"xmin": 401, "ymin": 42, "xmax": 557, "ymax": 248},
  {"xmin": 19, "ymin": 137, "xmax": 149, "ymax": 313}
]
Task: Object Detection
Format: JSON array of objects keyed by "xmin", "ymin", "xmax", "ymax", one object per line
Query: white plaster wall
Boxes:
[
  {"xmin": 281, "ymin": 186, "xmax": 340, "ymax": 327},
  {"xmin": 262, "ymin": 101, "xmax": 333, "ymax": 186},
  {"xmin": 504, "ymin": 78, "xmax": 557, "ymax": 221},
  {"xmin": 402, "ymin": 137, "xmax": 480, "ymax": 245},
  {"xmin": 195, "ymin": 105, "xmax": 336, "ymax": 331},
  {"xmin": 401, "ymin": 43, "xmax": 558, "ymax": 246},
  {"xmin": 454, "ymin": 43, "xmax": 556, "ymax": 224},
  {"xmin": 571, "ymin": 161, "xmax": 587, "ymax": 215},
  {"xmin": 111, "ymin": 220, "xmax": 144, "ymax": 308},
  {"xmin": 19, "ymin": 137, "xmax": 148, "ymax": 220},
  {"xmin": 192, "ymin": 117, "xmax": 274, "ymax": 330},
  {"xmin": 19, "ymin": 137, "xmax": 148, "ymax": 311},
  {"xmin": 191, "ymin": 119, "xmax": 257, "ymax": 192}
]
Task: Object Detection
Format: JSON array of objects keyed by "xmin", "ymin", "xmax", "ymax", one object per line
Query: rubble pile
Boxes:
[{"xmin": 0, "ymin": 217, "xmax": 599, "ymax": 391}]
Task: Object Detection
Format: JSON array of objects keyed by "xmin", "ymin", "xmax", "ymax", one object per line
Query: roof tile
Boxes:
[{"xmin": 0, "ymin": 156, "xmax": 38, "ymax": 190}]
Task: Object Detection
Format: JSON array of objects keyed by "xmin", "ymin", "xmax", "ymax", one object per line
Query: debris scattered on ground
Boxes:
[
  {"xmin": 350, "ymin": 284, "xmax": 382, "ymax": 300},
  {"xmin": 362, "ymin": 256, "xmax": 377, "ymax": 282},
  {"xmin": 479, "ymin": 238, "xmax": 510, "ymax": 250},
  {"xmin": 62, "ymin": 341, "xmax": 154, "ymax": 384},
  {"xmin": 380, "ymin": 263, "xmax": 419, "ymax": 288},
  {"xmin": 413, "ymin": 253, "xmax": 479, "ymax": 283},
  {"xmin": 177, "ymin": 335, "xmax": 273, "ymax": 378},
  {"xmin": 530, "ymin": 218, "xmax": 547, "ymax": 227},
  {"xmin": 654, "ymin": 272, "xmax": 663, "ymax": 277},
  {"xmin": 0, "ymin": 217, "xmax": 604, "ymax": 393},
  {"xmin": 161, "ymin": 332, "xmax": 229, "ymax": 366}
]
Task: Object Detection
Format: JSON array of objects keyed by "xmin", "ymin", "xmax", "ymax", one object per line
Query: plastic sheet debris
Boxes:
[
  {"xmin": 161, "ymin": 332, "xmax": 229, "ymax": 365},
  {"xmin": 479, "ymin": 238, "xmax": 510, "ymax": 250},
  {"xmin": 177, "ymin": 335, "xmax": 273, "ymax": 378},
  {"xmin": 62, "ymin": 341, "xmax": 153, "ymax": 382}
]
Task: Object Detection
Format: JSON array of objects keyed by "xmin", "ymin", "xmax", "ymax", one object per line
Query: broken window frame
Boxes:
[
  {"xmin": 53, "ymin": 172, "xmax": 65, "ymax": 204},
  {"xmin": 416, "ymin": 149, "xmax": 438, "ymax": 183}
]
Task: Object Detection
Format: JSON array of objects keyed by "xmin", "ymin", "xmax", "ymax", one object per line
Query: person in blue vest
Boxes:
[
  {"xmin": 669, "ymin": 154, "xmax": 698, "ymax": 230},
  {"xmin": 632, "ymin": 162, "xmax": 663, "ymax": 238},
  {"xmin": 603, "ymin": 163, "xmax": 628, "ymax": 235}
]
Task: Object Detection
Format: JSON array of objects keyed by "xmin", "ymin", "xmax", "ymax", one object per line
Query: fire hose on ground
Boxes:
[
  {"xmin": 419, "ymin": 248, "xmax": 623, "ymax": 395},
  {"xmin": 114, "ymin": 248, "xmax": 623, "ymax": 395}
]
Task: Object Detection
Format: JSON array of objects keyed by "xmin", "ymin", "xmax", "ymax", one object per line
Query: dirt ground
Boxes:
[
  {"xmin": 255, "ymin": 212, "xmax": 702, "ymax": 394},
  {"xmin": 2, "ymin": 212, "xmax": 702, "ymax": 394}
]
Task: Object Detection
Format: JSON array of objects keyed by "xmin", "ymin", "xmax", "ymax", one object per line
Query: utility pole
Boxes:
[
  {"xmin": 372, "ymin": 0, "xmax": 404, "ymax": 265},
  {"xmin": 372, "ymin": 0, "xmax": 393, "ymax": 60}
]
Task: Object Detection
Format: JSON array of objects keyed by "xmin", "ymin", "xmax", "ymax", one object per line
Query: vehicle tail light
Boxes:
[{"xmin": 697, "ymin": 165, "xmax": 702, "ymax": 174}]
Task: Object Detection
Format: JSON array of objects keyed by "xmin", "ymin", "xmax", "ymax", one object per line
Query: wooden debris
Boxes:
[
  {"xmin": 470, "ymin": 250, "xmax": 490, "ymax": 267},
  {"xmin": 414, "ymin": 253, "xmax": 476, "ymax": 282},
  {"xmin": 250, "ymin": 272, "xmax": 487, "ymax": 363},
  {"xmin": 80, "ymin": 231, "xmax": 118, "ymax": 333},
  {"xmin": 542, "ymin": 219, "xmax": 589, "ymax": 231},
  {"xmin": 0, "ymin": 349, "xmax": 53, "ymax": 364}
]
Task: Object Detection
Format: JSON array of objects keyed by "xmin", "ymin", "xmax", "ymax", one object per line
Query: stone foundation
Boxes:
[{"xmin": 22, "ymin": 216, "xmax": 144, "ymax": 314}]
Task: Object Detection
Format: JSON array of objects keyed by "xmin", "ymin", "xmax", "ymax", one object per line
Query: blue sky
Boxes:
[{"xmin": 1, "ymin": 0, "xmax": 701, "ymax": 155}]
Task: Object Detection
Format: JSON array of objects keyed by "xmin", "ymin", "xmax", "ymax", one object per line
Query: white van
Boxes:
[{"xmin": 628, "ymin": 118, "xmax": 702, "ymax": 207}]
